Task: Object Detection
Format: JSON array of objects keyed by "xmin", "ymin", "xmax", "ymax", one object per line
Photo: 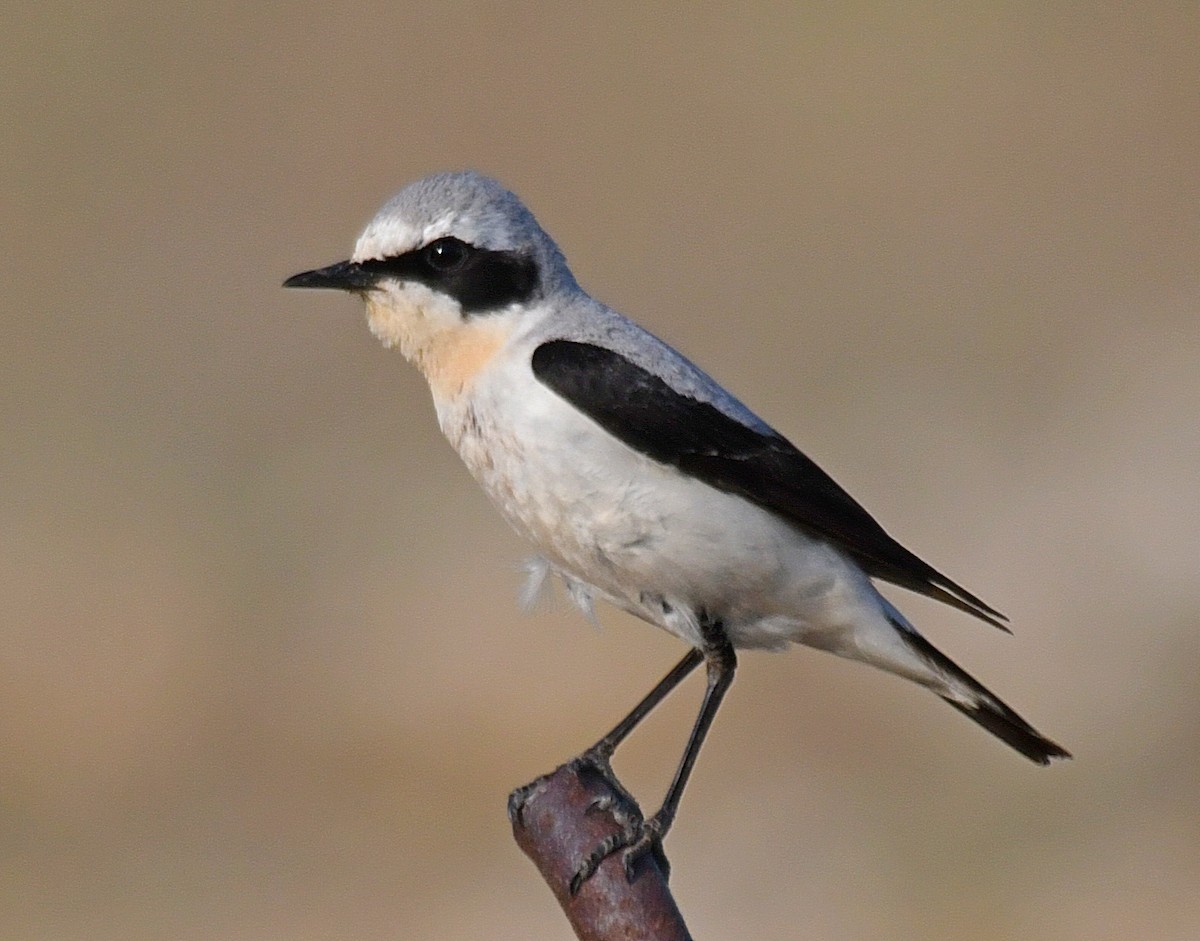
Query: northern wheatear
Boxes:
[{"xmin": 285, "ymin": 171, "xmax": 1068, "ymax": 889}]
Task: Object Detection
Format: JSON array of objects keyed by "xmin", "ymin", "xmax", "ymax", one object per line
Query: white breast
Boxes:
[{"xmin": 432, "ymin": 349, "xmax": 870, "ymax": 651}]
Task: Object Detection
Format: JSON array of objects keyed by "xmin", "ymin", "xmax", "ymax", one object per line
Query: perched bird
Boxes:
[{"xmin": 284, "ymin": 171, "xmax": 1069, "ymax": 888}]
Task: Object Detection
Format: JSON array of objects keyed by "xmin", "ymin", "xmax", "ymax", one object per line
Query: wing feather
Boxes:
[{"xmin": 531, "ymin": 339, "xmax": 1007, "ymax": 630}]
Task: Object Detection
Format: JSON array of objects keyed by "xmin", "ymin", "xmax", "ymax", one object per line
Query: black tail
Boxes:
[{"xmin": 895, "ymin": 621, "xmax": 1071, "ymax": 765}]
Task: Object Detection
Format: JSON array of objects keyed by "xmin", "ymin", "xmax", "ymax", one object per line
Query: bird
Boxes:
[{"xmin": 284, "ymin": 170, "xmax": 1069, "ymax": 889}]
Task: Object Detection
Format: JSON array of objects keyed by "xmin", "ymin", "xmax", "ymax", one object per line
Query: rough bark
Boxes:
[{"xmin": 509, "ymin": 762, "xmax": 692, "ymax": 941}]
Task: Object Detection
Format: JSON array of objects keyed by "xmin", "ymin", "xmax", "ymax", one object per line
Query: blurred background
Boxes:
[{"xmin": 3, "ymin": 4, "xmax": 1197, "ymax": 939}]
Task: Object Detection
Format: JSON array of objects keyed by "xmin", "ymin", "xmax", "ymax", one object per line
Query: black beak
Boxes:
[{"xmin": 283, "ymin": 260, "xmax": 379, "ymax": 291}]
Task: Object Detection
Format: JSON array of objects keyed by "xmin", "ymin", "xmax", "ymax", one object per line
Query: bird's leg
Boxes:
[
  {"xmin": 586, "ymin": 647, "xmax": 705, "ymax": 764},
  {"xmin": 508, "ymin": 648, "xmax": 701, "ymax": 832},
  {"xmin": 571, "ymin": 621, "xmax": 737, "ymax": 893}
]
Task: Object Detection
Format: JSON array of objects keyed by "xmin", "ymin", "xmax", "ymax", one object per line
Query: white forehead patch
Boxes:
[
  {"xmin": 350, "ymin": 176, "xmax": 543, "ymax": 262},
  {"xmin": 350, "ymin": 193, "xmax": 530, "ymax": 262},
  {"xmin": 353, "ymin": 217, "xmax": 418, "ymax": 263},
  {"xmin": 353, "ymin": 212, "xmax": 461, "ymax": 263},
  {"xmin": 352, "ymin": 203, "xmax": 516, "ymax": 263},
  {"xmin": 342, "ymin": 171, "xmax": 574, "ymax": 291}
]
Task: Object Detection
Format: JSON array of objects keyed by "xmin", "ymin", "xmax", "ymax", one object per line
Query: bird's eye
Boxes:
[{"xmin": 425, "ymin": 237, "xmax": 470, "ymax": 271}]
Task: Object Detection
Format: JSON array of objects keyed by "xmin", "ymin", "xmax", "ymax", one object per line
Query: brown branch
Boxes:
[{"xmin": 509, "ymin": 761, "xmax": 693, "ymax": 941}]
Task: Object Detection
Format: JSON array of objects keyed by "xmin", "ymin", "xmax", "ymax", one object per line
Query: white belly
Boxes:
[{"xmin": 435, "ymin": 365, "xmax": 879, "ymax": 651}]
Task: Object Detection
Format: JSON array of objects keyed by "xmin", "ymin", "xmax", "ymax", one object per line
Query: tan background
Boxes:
[{"xmin": 4, "ymin": 4, "xmax": 1197, "ymax": 939}]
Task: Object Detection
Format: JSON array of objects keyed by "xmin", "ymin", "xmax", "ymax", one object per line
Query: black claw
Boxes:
[
  {"xmin": 585, "ymin": 793, "xmax": 614, "ymax": 815},
  {"xmin": 507, "ymin": 789, "xmax": 527, "ymax": 825},
  {"xmin": 569, "ymin": 807, "xmax": 676, "ymax": 894},
  {"xmin": 507, "ymin": 773, "xmax": 551, "ymax": 827},
  {"xmin": 569, "ymin": 831, "xmax": 623, "ymax": 895},
  {"xmin": 570, "ymin": 828, "xmax": 636, "ymax": 895},
  {"xmin": 565, "ymin": 755, "xmax": 645, "ymax": 894},
  {"xmin": 619, "ymin": 816, "xmax": 670, "ymax": 884},
  {"xmin": 622, "ymin": 847, "xmax": 640, "ymax": 883},
  {"xmin": 569, "ymin": 840, "xmax": 610, "ymax": 896},
  {"xmin": 562, "ymin": 751, "xmax": 682, "ymax": 894}
]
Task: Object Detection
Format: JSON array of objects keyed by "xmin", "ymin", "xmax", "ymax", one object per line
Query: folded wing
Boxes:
[{"xmin": 531, "ymin": 339, "xmax": 1007, "ymax": 631}]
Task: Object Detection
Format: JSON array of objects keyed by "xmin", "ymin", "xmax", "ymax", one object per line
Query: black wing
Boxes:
[{"xmin": 531, "ymin": 339, "xmax": 1007, "ymax": 630}]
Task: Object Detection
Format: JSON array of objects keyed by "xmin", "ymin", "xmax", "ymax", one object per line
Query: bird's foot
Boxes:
[
  {"xmin": 506, "ymin": 750, "xmax": 633, "ymax": 827},
  {"xmin": 569, "ymin": 802, "xmax": 671, "ymax": 895},
  {"xmin": 507, "ymin": 769, "xmax": 555, "ymax": 827},
  {"xmin": 509, "ymin": 750, "xmax": 672, "ymax": 895},
  {"xmin": 567, "ymin": 750, "xmax": 671, "ymax": 894}
]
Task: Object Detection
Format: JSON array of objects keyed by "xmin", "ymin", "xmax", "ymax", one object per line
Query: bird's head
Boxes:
[{"xmin": 285, "ymin": 171, "xmax": 575, "ymax": 377}]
